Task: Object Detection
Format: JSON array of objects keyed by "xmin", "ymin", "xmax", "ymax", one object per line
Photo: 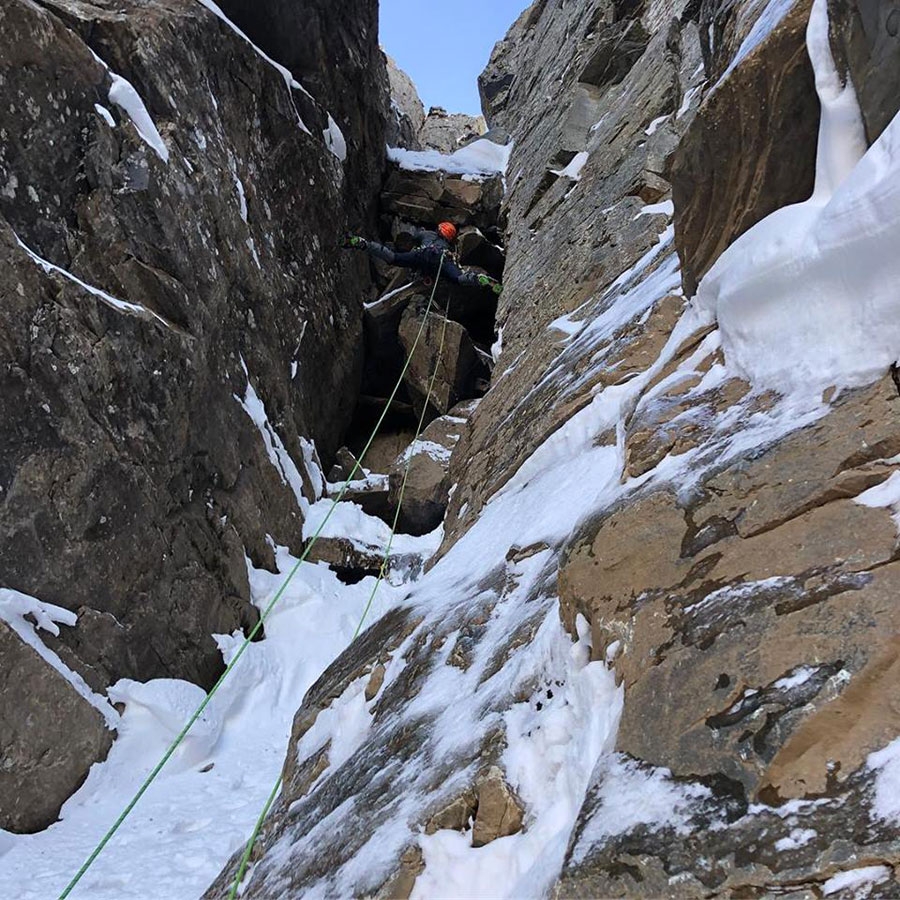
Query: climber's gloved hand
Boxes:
[
  {"xmin": 341, "ymin": 234, "xmax": 367, "ymax": 250},
  {"xmin": 477, "ymin": 274, "xmax": 503, "ymax": 296}
]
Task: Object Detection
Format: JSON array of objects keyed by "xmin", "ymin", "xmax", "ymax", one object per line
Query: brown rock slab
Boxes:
[
  {"xmin": 670, "ymin": 0, "xmax": 819, "ymax": 294},
  {"xmin": 472, "ymin": 767, "xmax": 525, "ymax": 847}
]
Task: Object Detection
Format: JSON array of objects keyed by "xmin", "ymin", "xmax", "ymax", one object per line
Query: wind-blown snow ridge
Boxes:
[
  {"xmin": 235, "ymin": 359, "xmax": 310, "ymax": 514},
  {"xmin": 89, "ymin": 50, "xmax": 169, "ymax": 162},
  {"xmin": 697, "ymin": 0, "xmax": 900, "ymax": 392},
  {"xmin": 14, "ymin": 232, "xmax": 174, "ymax": 329}
]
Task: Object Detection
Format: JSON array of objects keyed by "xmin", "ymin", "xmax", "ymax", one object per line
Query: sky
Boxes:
[{"xmin": 379, "ymin": 0, "xmax": 531, "ymax": 117}]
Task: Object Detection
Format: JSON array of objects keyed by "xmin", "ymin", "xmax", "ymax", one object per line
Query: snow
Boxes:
[
  {"xmin": 712, "ymin": 0, "xmax": 797, "ymax": 93},
  {"xmin": 302, "ymin": 497, "xmax": 443, "ymax": 559},
  {"xmin": 0, "ymin": 588, "xmax": 118, "ymax": 728},
  {"xmin": 854, "ymin": 470, "xmax": 900, "ymax": 530},
  {"xmin": 324, "ymin": 114, "xmax": 347, "ymax": 162},
  {"xmin": 677, "ymin": 84, "xmax": 702, "ymax": 118},
  {"xmin": 363, "ymin": 281, "xmax": 415, "ymax": 310},
  {"xmin": 94, "ymin": 104, "xmax": 116, "ymax": 127},
  {"xmin": 773, "ymin": 666, "xmax": 816, "ymax": 691},
  {"xmin": 867, "ymin": 737, "xmax": 900, "ymax": 825},
  {"xmin": 551, "ymin": 151, "xmax": 589, "ymax": 181},
  {"xmin": 491, "ymin": 326, "xmax": 504, "ymax": 363},
  {"xmin": 235, "ymin": 360, "xmax": 309, "ymax": 513},
  {"xmin": 89, "ymin": 49, "xmax": 169, "ymax": 162},
  {"xmin": 568, "ymin": 756, "xmax": 712, "ymax": 865},
  {"xmin": 387, "ymin": 139, "xmax": 513, "ymax": 177},
  {"xmin": 696, "ymin": 0, "xmax": 900, "ymax": 393},
  {"xmin": 0, "ymin": 548, "xmax": 412, "ymax": 898},
  {"xmin": 822, "ymin": 866, "xmax": 891, "ymax": 896},
  {"xmin": 196, "ymin": 0, "xmax": 312, "ymax": 135},
  {"xmin": 774, "ymin": 827, "xmax": 816, "ymax": 850},
  {"xmin": 14, "ymin": 231, "xmax": 173, "ymax": 329},
  {"xmin": 108, "ymin": 73, "xmax": 170, "ymax": 163},
  {"xmin": 645, "ymin": 114, "xmax": 669, "ymax": 135},
  {"xmin": 400, "ymin": 438, "xmax": 455, "ymax": 465},
  {"xmin": 635, "ymin": 199, "xmax": 674, "ymax": 218},
  {"xmin": 413, "ymin": 611, "xmax": 619, "ymax": 900}
]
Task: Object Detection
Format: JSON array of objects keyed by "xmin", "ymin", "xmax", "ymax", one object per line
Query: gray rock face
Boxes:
[
  {"xmin": 0, "ymin": 0, "xmax": 387, "ymax": 824},
  {"xmin": 385, "ymin": 53, "xmax": 425, "ymax": 150},
  {"xmin": 0, "ymin": 620, "xmax": 114, "ymax": 833},
  {"xmin": 419, "ymin": 106, "xmax": 487, "ymax": 153},
  {"xmin": 830, "ymin": 0, "xmax": 900, "ymax": 143}
]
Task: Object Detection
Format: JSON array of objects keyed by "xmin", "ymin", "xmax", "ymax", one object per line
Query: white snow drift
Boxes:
[{"xmin": 697, "ymin": 0, "xmax": 900, "ymax": 393}]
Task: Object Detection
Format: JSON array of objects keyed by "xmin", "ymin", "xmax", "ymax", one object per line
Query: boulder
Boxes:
[
  {"xmin": 398, "ymin": 305, "xmax": 488, "ymax": 418},
  {"xmin": 384, "ymin": 53, "xmax": 425, "ymax": 150},
  {"xmin": 388, "ymin": 407, "xmax": 472, "ymax": 535},
  {"xmin": 381, "ymin": 167, "xmax": 504, "ymax": 229},
  {"xmin": 419, "ymin": 106, "xmax": 486, "ymax": 153},
  {"xmin": 0, "ymin": 620, "xmax": 114, "ymax": 833}
]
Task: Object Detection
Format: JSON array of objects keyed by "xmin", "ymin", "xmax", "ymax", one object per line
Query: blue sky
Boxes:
[{"xmin": 380, "ymin": 0, "xmax": 530, "ymax": 117}]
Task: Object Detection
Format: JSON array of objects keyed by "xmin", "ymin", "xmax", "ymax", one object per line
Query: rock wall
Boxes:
[
  {"xmin": 204, "ymin": 0, "xmax": 900, "ymax": 895},
  {"xmin": 0, "ymin": 0, "xmax": 388, "ymax": 831}
]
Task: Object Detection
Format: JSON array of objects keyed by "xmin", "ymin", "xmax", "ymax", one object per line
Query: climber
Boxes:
[{"xmin": 342, "ymin": 222, "xmax": 503, "ymax": 295}]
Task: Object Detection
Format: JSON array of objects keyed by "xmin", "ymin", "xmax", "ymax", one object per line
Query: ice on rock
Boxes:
[{"xmin": 697, "ymin": 0, "xmax": 900, "ymax": 394}]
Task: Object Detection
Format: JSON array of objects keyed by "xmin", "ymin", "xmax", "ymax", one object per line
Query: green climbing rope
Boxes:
[
  {"xmin": 226, "ymin": 256, "xmax": 449, "ymax": 898},
  {"xmin": 59, "ymin": 254, "xmax": 447, "ymax": 900}
]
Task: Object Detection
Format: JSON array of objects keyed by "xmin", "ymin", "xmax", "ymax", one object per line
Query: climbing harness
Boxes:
[
  {"xmin": 59, "ymin": 254, "xmax": 447, "ymax": 900},
  {"xmin": 225, "ymin": 255, "xmax": 450, "ymax": 899}
]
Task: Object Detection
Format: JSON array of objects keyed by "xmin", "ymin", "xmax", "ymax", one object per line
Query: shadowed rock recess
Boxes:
[{"xmin": 4, "ymin": 0, "xmax": 900, "ymax": 894}]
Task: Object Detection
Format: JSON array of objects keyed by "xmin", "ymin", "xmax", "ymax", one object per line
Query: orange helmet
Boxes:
[{"xmin": 437, "ymin": 221, "xmax": 458, "ymax": 242}]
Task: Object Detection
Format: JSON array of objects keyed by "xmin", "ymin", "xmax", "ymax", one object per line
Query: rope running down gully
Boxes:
[
  {"xmin": 60, "ymin": 253, "xmax": 449, "ymax": 899},
  {"xmin": 225, "ymin": 255, "xmax": 451, "ymax": 897}
]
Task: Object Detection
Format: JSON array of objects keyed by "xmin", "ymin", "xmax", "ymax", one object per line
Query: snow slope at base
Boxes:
[
  {"xmin": 697, "ymin": 0, "xmax": 900, "ymax": 393},
  {"xmin": 0, "ymin": 548, "xmax": 419, "ymax": 900}
]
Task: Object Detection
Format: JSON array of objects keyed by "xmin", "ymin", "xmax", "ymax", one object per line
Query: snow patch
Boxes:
[
  {"xmin": 0, "ymin": 588, "xmax": 118, "ymax": 728},
  {"xmin": 387, "ymin": 139, "xmax": 512, "ymax": 177},
  {"xmin": 14, "ymin": 231, "xmax": 173, "ymax": 329},
  {"xmin": 823, "ymin": 866, "xmax": 892, "ymax": 897},
  {"xmin": 551, "ymin": 151, "xmax": 589, "ymax": 181},
  {"xmin": 569, "ymin": 756, "xmax": 712, "ymax": 865},
  {"xmin": 235, "ymin": 359, "xmax": 309, "ymax": 513},
  {"xmin": 774, "ymin": 827, "xmax": 816, "ymax": 850},
  {"xmin": 94, "ymin": 104, "xmax": 116, "ymax": 127},
  {"xmin": 696, "ymin": 0, "xmax": 899, "ymax": 393},
  {"xmin": 324, "ymin": 114, "xmax": 347, "ymax": 162},
  {"xmin": 867, "ymin": 737, "xmax": 900, "ymax": 825}
]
